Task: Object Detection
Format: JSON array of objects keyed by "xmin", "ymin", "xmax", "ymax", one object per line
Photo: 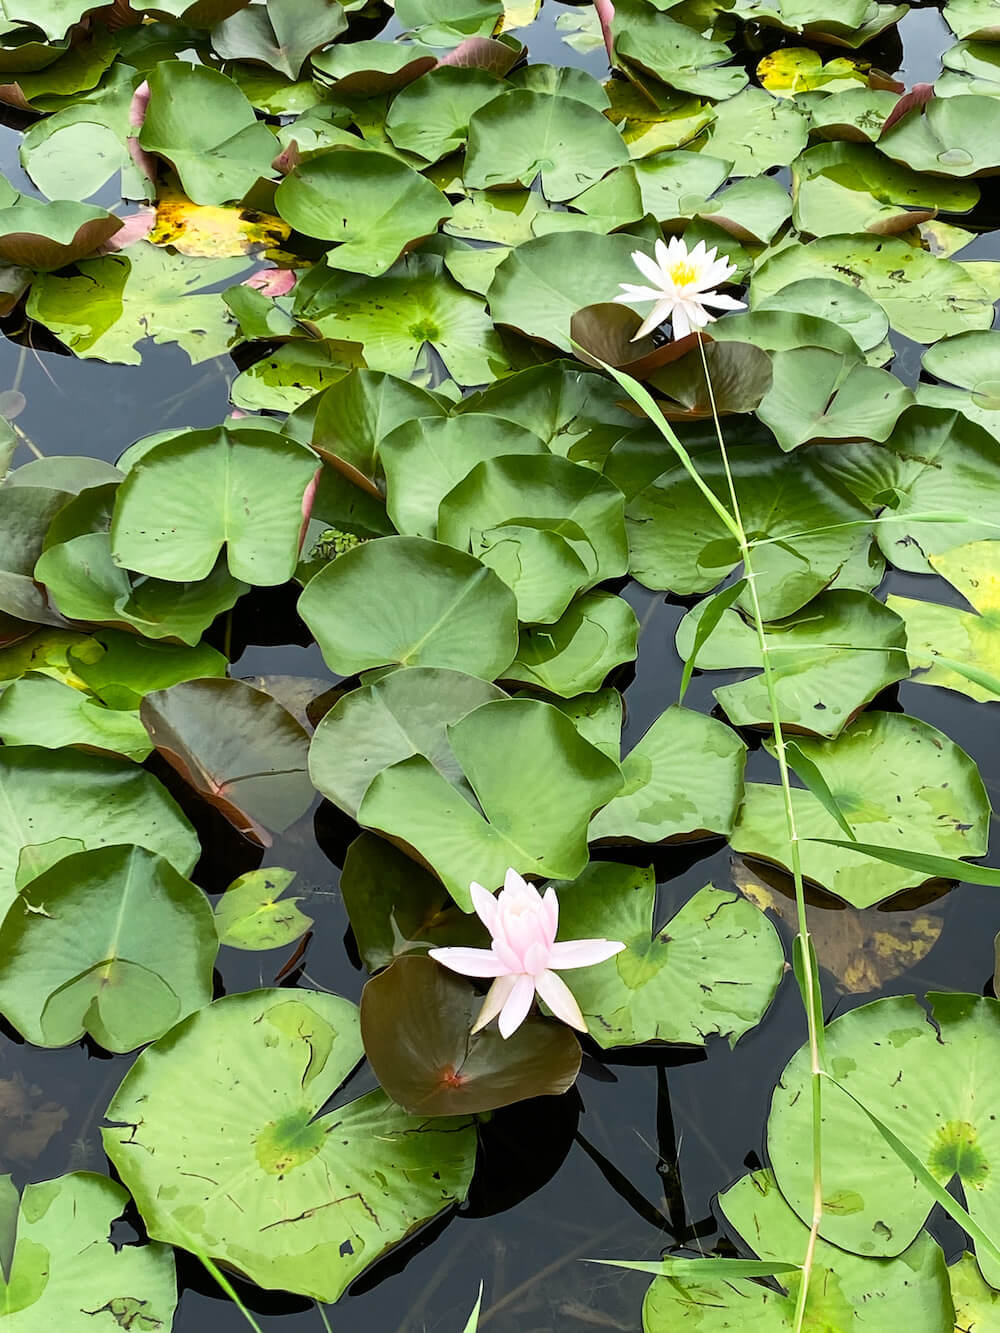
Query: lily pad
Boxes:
[
  {"xmin": 945, "ymin": 0, "xmax": 1000, "ymax": 40},
  {"xmin": 755, "ymin": 277, "xmax": 890, "ymax": 354},
  {"xmin": 588, "ymin": 704, "xmax": 745, "ymax": 842},
  {"xmin": 0, "ymin": 844, "xmax": 216, "ymax": 1052},
  {"xmin": 311, "ymin": 40, "xmax": 437, "ymax": 96},
  {"xmin": 215, "ymin": 867, "xmax": 313, "ymax": 950},
  {"xmin": 464, "ymin": 90, "xmax": 629, "ymax": 200},
  {"xmin": 757, "ymin": 46, "xmax": 868, "ymax": 97},
  {"xmin": 229, "ymin": 340, "xmax": 362, "ymax": 413},
  {"xmin": 0, "ymin": 1172, "xmax": 177, "ymax": 1329},
  {"xmin": 27, "ymin": 243, "xmax": 248, "ymax": 366},
  {"xmin": 0, "ymin": 672, "xmax": 152, "ymax": 760},
  {"xmin": 817, "ymin": 405, "xmax": 1000, "ymax": 574},
  {"xmin": 769, "ymin": 992, "xmax": 1000, "ymax": 1284},
  {"xmin": 887, "ymin": 540, "xmax": 1000, "ymax": 702},
  {"xmin": 385, "ymin": 65, "xmax": 508, "ymax": 162},
  {"xmin": 275, "ymin": 148, "xmax": 451, "ymax": 276},
  {"xmin": 612, "ymin": 0, "xmax": 747, "ymax": 100},
  {"xmin": 731, "ymin": 711, "xmax": 991, "ymax": 908},
  {"xmin": 0, "ymin": 198, "xmax": 120, "ymax": 269},
  {"xmin": 696, "ymin": 86, "xmax": 809, "ymax": 176},
  {"xmin": 502, "ymin": 590, "xmax": 639, "ymax": 696},
  {"xmin": 553, "ymin": 862, "xmax": 784, "ymax": 1048},
  {"xmin": 645, "ymin": 1166, "xmax": 953, "ymax": 1331},
  {"xmin": 110, "ymin": 424, "xmax": 319, "ymax": 585},
  {"xmin": 299, "ymin": 535, "xmax": 519, "ymax": 679},
  {"xmin": 294, "ymin": 252, "xmax": 512, "ymax": 385},
  {"xmin": 675, "ymin": 590, "xmax": 908, "ymax": 738},
  {"xmin": 309, "ymin": 667, "xmax": 506, "ymax": 824},
  {"xmin": 751, "ymin": 234, "xmax": 999, "ymax": 343},
  {"xmin": 381, "ymin": 412, "xmax": 546, "ymax": 538},
  {"xmin": 880, "ymin": 94, "xmax": 1000, "ymax": 177},
  {"xmin": 756, "ymin": 347, "xmax": 913, "ymax": 451},
  {"xmin": 732, "ymin": 0, "xmax": 909, "ymax": 47},
  {"xmin": 103, "ymin": 988, "xmax": 477, "ymax": 1302},
  {"xmin": 140, "ymin": 678, "xmax": 314, "ymax": 845},
  {"xmin": 360, "ymin": 955, "xmax": 581, "ymax": 1114},
  {"xmin": 211, "ymin": 0, "xmax": 347, "ymax": 79},
  {"xmin": 626, "ymin": 444, "xmax": 874, "ymax": 620},
  {"xmin": 134, "ymin": 0, "xmax": 253, "ymax": 22},
  {"xmin": 63, "ymin": 628, "xmax": 227, "ymax": 710},
  {"xmin": 919, "ymin": 328, "xmax": 1000, "ymax": 432},
  {"xmin": 0, "ymin": 744, "xmax": 199, "ymax": 914},
  {"xmin": 357, "ymin": 696, "xmax": 624, "ymax": 910},
  {"xmin": 138, "ymin": 61, "xmax": 277, "ymax": 206}
]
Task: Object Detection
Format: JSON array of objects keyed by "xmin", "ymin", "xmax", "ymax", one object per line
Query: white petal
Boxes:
[
  {"xmin": 615, "ymin": 283, "xmax": 665, "ymax": 303},
  {"xmin": 654, "ymin": 236, "xmax": 671, "ymax": 269},
  {"xmin": 535, "ymin": 970, "xmax": 587, "ymax": 1032},
  {"xmin": 549, "ymin": 938, "xmax": 626, "ymax": 969},
  {"xmin": 429, "ymin": 946, "xmax": 508, "ymax": 978},
  {"xmin": 634, "ymin": 299, "xmax": 675, "ymax": 339},
  {"xmin": 472, "ymin": 974, "xmax": 517, "ymax": 1033},
  {"xmin": 470, "ymin": 882, "xmax": 499, "ymax": 934},
  {"xmin": 699, "ymin": 292, "xmax": 747, "ymax": 311},
  {"xmin": 632, "ymin": 249, "xmax": 669, "ymax": 289},
  {"xmin": 671, "ymin": 304, "xmax": 691, "ymax": 340},
  {"xmin": 498, "ymin": 973, "xmax": 536, "ymax": 1038}
]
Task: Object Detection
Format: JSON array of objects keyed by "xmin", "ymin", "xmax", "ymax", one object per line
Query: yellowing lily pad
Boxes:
[
  {"xmin": 757, "ymin": 47, "xmax": 866, "ymax": 98},
  {"xmin": 148, "ymin": 185, "xmax": 290, "ymax": 257}
]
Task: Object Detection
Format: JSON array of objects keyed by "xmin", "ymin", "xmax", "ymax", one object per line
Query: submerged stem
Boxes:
[{"xmin": 695, "ymin": 333, "xmax": 823, "ymax": 1330}]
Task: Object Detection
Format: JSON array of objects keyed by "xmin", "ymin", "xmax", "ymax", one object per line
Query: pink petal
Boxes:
[
  {"xmin": 297, "ymin": 468, "xmax": 320, "ymax": 554},
  {"xmin": 428, "ymin": 946, "xmax": 509, "ymax": 978},
  {"xmin": 522, "ymin": 941, "xmax": 550, "ymax": 976},
  {"xmin": 498, "ymin": 973, "xmax": 536, "ymax": 1039},
  {"xmin": 540, "ymin": 886, "xmax": 559, "ymax": 946},
  {"xmin": 594, "ymin": 0, "xmax": 615, "ymax": 61},
  {"xmin": 129, "ymin": 80, "xmax": 151, "ymax": 130},
  {"xmin": 127, "ymin": 137, "xmax": 158, "ymax": 186},
  {"xmin": 549, "ymin": 938, "xmax": 626, "ymax": 969},
  {"xmin": 100, "ymin": 207, "xmax": 155, "ymax": 252},
  {"xmin": 535, "ymin": 970, "xmax": 587, "ymax": 1032},
  {"xmin": 243, "ymin": 267, "xmax": 297, "ymax": 297},
  {"xmin": 470, "ymin": 881, "xmax": 500, "ymax": 934},
  {"xmin": 492, "ymin": 937, "xmax": 524, "ymax": 974},
  {"xmin": 472, "ymin": 974, "xmax": 517, "ymax": 1033}
]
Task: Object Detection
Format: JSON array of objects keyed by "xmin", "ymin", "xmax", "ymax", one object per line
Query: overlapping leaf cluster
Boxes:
[{"xmin": 1, "ymin": 0, "xmax": 1000, "ymax": 1325}]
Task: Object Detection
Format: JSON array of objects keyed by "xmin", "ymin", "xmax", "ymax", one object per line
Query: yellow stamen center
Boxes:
[{"xmin": 668, "ymin": 260, "xmax": 699, "ymax": 287}]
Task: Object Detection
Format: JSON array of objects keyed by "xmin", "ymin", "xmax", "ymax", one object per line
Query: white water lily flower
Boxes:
[
  {"xmin": 429, "ymin": 868, "xmax": 625, "ymax": 1039},
  {"xmin": 614, "ymin": 236, "xmax": 746, "ymax": 341}
]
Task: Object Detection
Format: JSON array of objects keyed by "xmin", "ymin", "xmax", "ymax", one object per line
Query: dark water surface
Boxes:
[{"xmin": 4, "ymin": 6, "xmax": 1000, "ymax": 1331}]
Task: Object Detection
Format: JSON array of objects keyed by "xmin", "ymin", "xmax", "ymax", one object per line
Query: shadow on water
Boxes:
[{"xmin": 3, "ymin": 6, "xmax": 1000, "ymax": 1330}]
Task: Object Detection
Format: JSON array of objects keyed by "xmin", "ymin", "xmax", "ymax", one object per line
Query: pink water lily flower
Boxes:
[
  {"xmin": 429, "ymin": 868, "xmax": 625, "ymax": 1039},
  {"xmin": 615, "ymin": 236, "xmax": 746, "ymax": 341}
]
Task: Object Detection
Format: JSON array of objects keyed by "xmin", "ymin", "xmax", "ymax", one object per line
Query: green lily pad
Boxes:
[
  {"xmin": 675, "ymin": 590, "xmax": 908, "ymax": 739},
  {"xmin": 294, "ymin": 252, "xmax": 512, "ymax": 385},
  {"xmin": 733, "ymin": 0, "xmax": 908, "ymax": 47},
  {"xmin": 230, "ymin": 340, "xmax": 363, "ymax": 413},
  {"xmin": 27, "ymin": 244, "xmax": 248, "ymax": 366},
  {"xmin": 0, "ymin": 484, "xmax": 83, "ymax": 628},
  {"xmin": 0, "ymin": 744, "xmax": 199, "ymax": 914},
  {"xmin": 588, "ymin": 704, "xmax": 746, "ymax": 843},
  {"xmin": 310, "ymin": 367, "xmax": 446, "ymax": 491},
  {"xmin": 769, "ymin": 992, "xmax": 1000, "ymax": 1283},
  {"xmin": 0, "ymin": 0, "xmax": 108, "ymax": 41},
  {"xmin": 381, "ymin": 412, "xmax": 546, "ymax": 538},
  {"xmin": 212, "ymin": 0, "xmax": 347, "ymax": 79},
  {"xmin": 553, "ymin": 862, "xmax": 783, "ymax": 1048},
  {"xmin": 140, "ymin": 678, "xmax": 314, "ymax": 845},
  {"xmin": 645, "ymin": 1166, "xmax": 953, "ymax": 1331},
  {"xmin": 464, "ymin": 90, "xmax": 628, "ymax": 200},
  {"xmin": 311, "ymin": 40, "xmax": 437, "ymax": 96},
  {"xmin": 572, "ymin": 150, "xmax": 731, "ymax": 230},
  {"xmin": 807, "ymin": 86, "xmax": 899, "ymax": 144},
  {"xmin": 732, "ymin": 711, "xmax": 991, "ymax": 908},
  {"xmin": 0, "ymin": 1172, "xmax": 177, "ymax": 1328},
  {"xmin": 709, "ymin": 309, "xmax": 861, "ymax": 359},
  {"xmin": 817, "ymin": 405, "xmax": 1000, "ymax": 574},
  {"xmin": 751, "ymin": 234, "xmax": 998, "ymax": 343},
  {"xmin": 275, "ymin": 147, "xmax": 451, "ymax": 276},
  {"xmin": 215, "ymin": 867, "xmax": 313, "ymax": 950},
  {"xmin": 756, "ymin": 346, "xmax": 912, "ymax": 452},
  {"xmin": 488, "ymin": 230, "xmax": 652, "ymax": 350},
  {"xmin": 0, "ymin": 672, "xmax": 152, "ymax": 760},
  {"xmin": 945, "ymin": 0, "xmax": 1000, "ymax": 40},
  {"xmin": 755, "ymin": 277, "xmax": 890, "ymax": 354},
  {"xmin": 309, "ymin": 667, "xmax": 505, "ymax": 824},
  {"xmin": 0, "ymin": 844, "xmax": 216, "ymax": 1052},
  {"xmin": 299, "ymin": 535, "xmax": 519, "ymax": 679},
  {"xmin": 385, "ymin": 65, "xmax": 508, "ymax": 162},
  {"xmin": 696, "ymin": 86, "xmax": 809, "ymax": 176},
  {"xmin": 0, "ymin": 198, "xmax": 120, "ymax": 269},
  {"xmin": 110, "ymin": 425, "xmax": 318, "ymax": 585},
  {"xmin": 64, "ymin": 628, "xmax": 227, "ymax": 710},
  {"xmin": 627, "ymin": 444, "xmax": 874, "ymax": 620},
  {"xmin": 357, "ymin": 696, "xmax": 623, "ymax": 910},
  {"xmin": 138, "ymin": 61, "xmax": 277, "ymax": 206},
  {"xmin": 938, "ymin": 39, "xmax": 1000, "ymax": 97},
  {"xmin": 887, "ymin": 540, "xmax": 1000, "ymax": 702},
  {"xmin": 134, "ymin": 0, "xmax": 253, "ymax": 22},
  {"xmin": 437, "ymin": 453, "xmax": 628, "ymax": 621},
  {"xmin": 919, "ymin": 328, "xmax": 1000, "ymax": 432},
  {"xmin": 35, "ymin": 484, "xmax": 248, "ymax": 644},
  {"xmin": 792, "ymin": 141, "xmax": 980, "ymax": 238},
  {"xmin": 502, "ymin": 590, "xmax": 639, "ymax": 696},
  {"xmin": 360, "ymin": 955, "xmax": 581, "ymax": 1114},
  {"xmin": 612, "ymin": 0, "xmax": 747, "ymax": 100},
  {"xmin": 879, "ymin": 95, "xmax": 1000, "ymax": 178},
  {"xmin": 103, "ymin": 988, "xmax": 477, "ymax": 1302}
]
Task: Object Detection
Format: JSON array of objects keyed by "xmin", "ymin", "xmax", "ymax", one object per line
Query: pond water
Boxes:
[{"xmin": 3, "ymin": 1, "xmax": 1000, "ymax": 1331}]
